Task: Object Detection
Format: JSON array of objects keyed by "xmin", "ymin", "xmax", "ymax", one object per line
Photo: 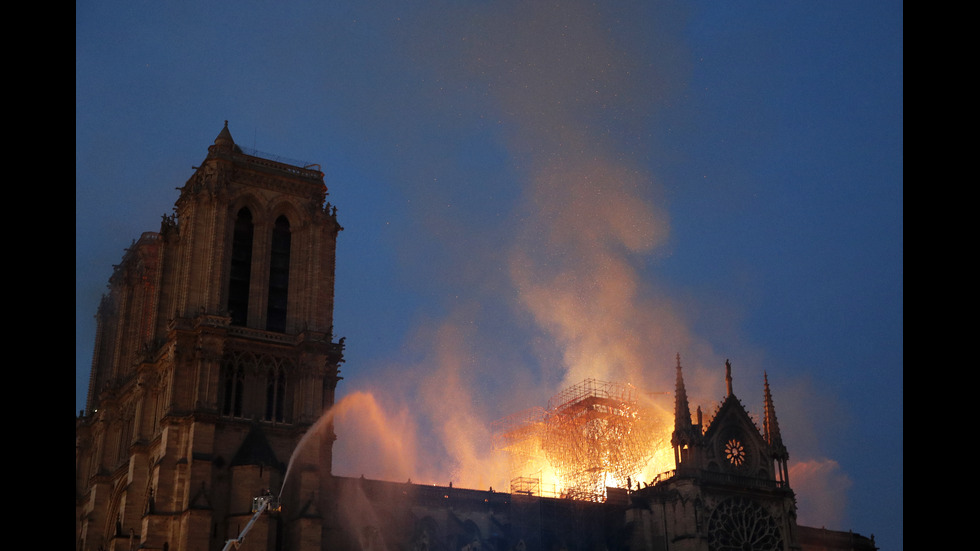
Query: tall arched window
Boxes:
[
  {"xmin": 222, "ymin": 364, "xmax": 245, "ymax": 417},
  {"xmin": 266, "ymin": 215, "xmax": 291, "ymax": 332},
  {"xmin": 228, "ymin": 208, "xmax": 254, "ymax": 327},
  {"xmin": 265, "ymin": 367, "xmax": 286, "ymax": 422}
]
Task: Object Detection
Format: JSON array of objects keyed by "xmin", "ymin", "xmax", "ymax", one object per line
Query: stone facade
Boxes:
[
  {"xmin": 76, "ymin": 125, "xmax": 876, "ymax": 551},
  {"xmin": 76, "ymin": 122, "xmax": 344, "ymax": 550}
]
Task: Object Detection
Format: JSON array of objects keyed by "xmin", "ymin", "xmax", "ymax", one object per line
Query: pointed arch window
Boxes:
[
  {"xmin": 222, "ymin": 364, "xmax": 245, "ymax": 417},
  {"xmin": 265, "ymin": 367, "xmax": 287, "ymax": 422},
  {"xmin": 266, "ymin": 215, "xmax": 291, "ymax": 332},
  {"xmin": 228, "ymin": 208, "xmax": 254, "ymax": 327}
]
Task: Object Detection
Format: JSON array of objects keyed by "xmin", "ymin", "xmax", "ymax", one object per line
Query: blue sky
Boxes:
[{"xmin": 77, "ymin": 2, "xmax": 902, "ymax": 549}]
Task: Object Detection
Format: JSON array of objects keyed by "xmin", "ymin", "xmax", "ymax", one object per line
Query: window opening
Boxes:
[
  {"xmin": 265, "ymin": 367, "xmax": 287, "ymax": 422},
  {"xmin": 228, "ymin": 208, "xmax": 254, "ymax": 326},
  {"xmin": 266, "ymin": 215, "xmax": 290, "ymax": 332},
  {"xmin": 222, "ymin": 364, "xmax": 245, "ymax": 417}
]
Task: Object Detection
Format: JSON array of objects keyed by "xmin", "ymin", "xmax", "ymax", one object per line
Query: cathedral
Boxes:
[{"xmin": 75, "ymin": 123, "xmax": 877, "ymax": 551}]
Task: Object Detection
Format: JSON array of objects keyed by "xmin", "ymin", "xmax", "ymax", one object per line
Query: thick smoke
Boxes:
[
  {"xmin": 328, "ymin": 2, "xmax": 846, "ymax": 522},
  {"xmin": 790, "ymin": 459, "xmax": 851, "ymax": 529},
  {"xmin": 330, "ymin": 0, "xmax": 717, "ymax": 492}
]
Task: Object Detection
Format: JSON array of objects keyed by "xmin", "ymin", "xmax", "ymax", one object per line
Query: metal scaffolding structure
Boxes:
[{"xmin": 494, "ymin": 378, "xmax": 668, "ymax": 502}]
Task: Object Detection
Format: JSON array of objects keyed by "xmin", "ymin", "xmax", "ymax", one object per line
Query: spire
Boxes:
[
  {"xmin": 674, "ymin": 353, "xmax": 693, "ymax": 432},
  {"xmin": 214, "ymin": 120, "xmax": 234, "ymax": 147},
  {"xmin": 208, "ymin": 120, "xmax": 242, "ymax": 157},
  {"xmin": 763, "ymin": 372, "xmax": 786, "ymax": 453},
  {"xmin": 764, "ymin": 371, "xmax": 790, "ymax": 486},
  {"xmin": 725, "ymin": 358, "xmax": 733, "ymax": 397},
  {"xmin": 671, "ymin": 354, "xmax": 701, "ymax": 469}
]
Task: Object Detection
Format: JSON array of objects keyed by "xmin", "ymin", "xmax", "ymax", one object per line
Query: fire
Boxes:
[{"xmin": 494, "ymin": 378, "xmax": 674, "ymax": 501}]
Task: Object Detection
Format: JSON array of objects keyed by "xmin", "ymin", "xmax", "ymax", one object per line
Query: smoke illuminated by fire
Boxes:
[
  {"xmin": 322, "ymin": 0, "xmax": 849, "ymax": 523},
  {"xmin": 329, "ymin": 0, "xmax": 720, "ymax": 495}
]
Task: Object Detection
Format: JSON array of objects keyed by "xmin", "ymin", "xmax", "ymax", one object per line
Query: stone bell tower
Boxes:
[{"xmin": 76, "ymin": 122, "xmax": 344, "ymax": 551}]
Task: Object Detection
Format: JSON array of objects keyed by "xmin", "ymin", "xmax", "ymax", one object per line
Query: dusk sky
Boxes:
[{"xmin": 76, "ymin": 2, "xmax": 902, "ymax": 550}]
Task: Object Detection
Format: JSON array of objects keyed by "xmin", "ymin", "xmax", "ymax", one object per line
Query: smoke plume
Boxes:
[
  {"xmin": 330, "ymin": 0, "xmax": 717, "ymax": 492},
  {"xmin": 329, "ymin": 2, "xmax": 844, "ymax": 511}
]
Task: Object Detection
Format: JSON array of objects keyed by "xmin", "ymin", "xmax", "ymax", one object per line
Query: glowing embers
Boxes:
[{"xmin": 494, "ymin": 378, "xmax": 670, "ymax": 502}]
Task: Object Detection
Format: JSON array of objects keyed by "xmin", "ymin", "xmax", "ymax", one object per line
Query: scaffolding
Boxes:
[
  {"xmin": 509, "ymin": 476, "xmax": 541, "ymax": 496},
  {"xmin": 494, "ymin": 378, "xmax": 668, "ymax": 502}
]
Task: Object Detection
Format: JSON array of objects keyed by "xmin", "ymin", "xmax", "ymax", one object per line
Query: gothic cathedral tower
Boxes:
[{"xmin": 76, "ymin": 123, "xmax": 345, "ymax": 551}]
